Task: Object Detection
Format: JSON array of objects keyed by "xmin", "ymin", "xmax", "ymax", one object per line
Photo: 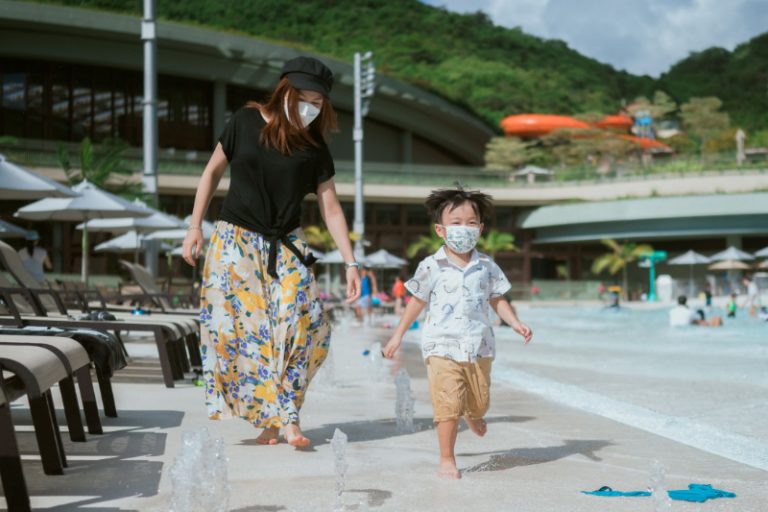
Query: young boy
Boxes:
[{"xmin": 383, "ymin": 186, "xmax": 532, "ymax": 480}]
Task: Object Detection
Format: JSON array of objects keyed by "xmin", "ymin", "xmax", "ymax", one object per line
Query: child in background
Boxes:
[
  {"xmin": 726, "ymin": 293, "xmax": 738, "ymax": 318},
  {"xmin": 383, "ymin": 185, "xmax": 532, "ymax": 480}
]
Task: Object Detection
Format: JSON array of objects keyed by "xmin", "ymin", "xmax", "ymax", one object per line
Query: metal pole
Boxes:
[
  {"xmin": 352, "ymin": 51, "xmax": 365, "ymax": 262},
  {"xmin": 141, "ymin": 0, "xmax": 160, "ymax": 277}
]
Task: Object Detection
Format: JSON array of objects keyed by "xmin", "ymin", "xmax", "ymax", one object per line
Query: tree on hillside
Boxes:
[
  {"xmin": 484, "ymin": 137, "xmax": 538, "ymax": 170},
  {"xmin": 591, "ymin": 239, "xmax": 653, "ymax": 300},
  {"xmin": 629, "ymin": 90, "xmax": 677, "ymax": 120},
  {"xmin": 680, "ymin": 97, "xmax": 731, "ymax": 154}
]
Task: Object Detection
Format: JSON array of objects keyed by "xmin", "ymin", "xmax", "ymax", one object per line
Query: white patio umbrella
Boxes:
[
  {"xmin": 0, "ymin": 154, "xmax": 78, "ymax": 199},
  {"xmin": 710, "ymin": 246, "xmax": 755, "ymax": 262},
  {"xmin": 365, "ymin": 248, "xmax": 407, "ymax": 269},
  {"xmin": 77, "ymin": 201, "xmax": 186, "ymax": 262},
  {"xmin": 708, "ymin": 260, "xmax": 751, "ymax": 271},
  {"xmin": 95, "ymin": 231, "xmax": 172, "ymax": 253},
  {"xmin": 754, "ymin": 246, "xmax": 768, "ymax": 258},
  {"xmin": 668, "ymin": 250, "xmax": 711, "ymax": 297},
  {"xmin": 145, "ymin": 216, "xmax": 215, "ymax": 241},
  {"xmin": 0, "ymin": 220, "xmax": 29, "ymax": 239},
  {"xmin": 14, "ymin": 180, "xmax": 153, "ymax": 282}
]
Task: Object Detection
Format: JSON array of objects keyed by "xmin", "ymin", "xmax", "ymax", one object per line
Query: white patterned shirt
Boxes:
[{"xmin": 405, "ymin": 246, "xmax": 512, "ymax": 362}]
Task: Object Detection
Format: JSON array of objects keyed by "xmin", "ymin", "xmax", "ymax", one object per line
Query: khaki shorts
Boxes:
[{"xmin": 426, "ymin": 356, "xmax": 492, "ymax": 423}]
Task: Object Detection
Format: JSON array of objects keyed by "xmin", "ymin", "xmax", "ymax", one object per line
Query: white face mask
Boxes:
[
  {"xmin": 284, "ymin": 97, "xmax": 321, "ymax": 128},
  {"xmin": 441, "ymin": 225, "xmax": 481, "ymax": 254}
]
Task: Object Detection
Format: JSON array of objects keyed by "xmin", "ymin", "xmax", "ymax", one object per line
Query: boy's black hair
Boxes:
[{"xmin": 425, "ymin": 183, "xmax": 493, "ymax": 224}]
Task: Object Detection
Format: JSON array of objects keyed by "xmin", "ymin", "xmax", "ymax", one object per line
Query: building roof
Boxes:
[
  {"xmin": 519, "ymin": 193, "xmax": 768, "ymax": 243},
  {"xmin": 0, "ymin": 0, "xmax": 494, "ymax": 165}
]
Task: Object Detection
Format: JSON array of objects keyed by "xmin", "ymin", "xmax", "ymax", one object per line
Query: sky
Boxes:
[{"xmin": 421, "ymin": 0, "xmax": 768, "ymax": 77}]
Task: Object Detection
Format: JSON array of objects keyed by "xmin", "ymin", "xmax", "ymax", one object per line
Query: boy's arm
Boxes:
[
  {"xmin": 382, "ymin": 296, "xmax": 426, "ymax": 358},
  {"xmin": 490, "ymin": 297, "xmax": 533, "ymax": 344}
]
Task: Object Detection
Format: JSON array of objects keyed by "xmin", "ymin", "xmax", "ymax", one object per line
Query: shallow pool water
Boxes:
[{"xmin": 489, "ymin": 304, "xmax": 768, "ymax": 470}]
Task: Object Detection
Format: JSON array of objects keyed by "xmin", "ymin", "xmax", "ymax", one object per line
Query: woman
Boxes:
[
  {"xmin": 18, "ymin": 230, "xmax": 52, "ymax": 284},
  {"xmin": 182, "ymin": 56, "xmax": 361, "ymax": 448}
]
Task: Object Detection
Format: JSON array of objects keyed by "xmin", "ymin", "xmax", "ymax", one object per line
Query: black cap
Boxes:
[{"xmin": 280, "ymin": 56, "xmax": 334, "ymax": 96}]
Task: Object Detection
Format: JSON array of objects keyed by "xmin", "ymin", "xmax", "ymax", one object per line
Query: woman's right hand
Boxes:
[{"xmin": 182, "ymin": 228, "xmax": 204, "ymax": 267}]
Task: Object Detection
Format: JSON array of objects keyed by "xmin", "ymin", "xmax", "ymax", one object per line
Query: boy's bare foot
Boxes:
[
  {"xmin": 255, "ymin": 427, "xmax": 280, "ymax": 445},
  {"xmin": 464, "ymin": 416, "xmax": 487, "ymax": 437},
  {"xmin": 438, "ymin": 457, "xmax": 461, "ymax": 480},
  {"xmin": 284, "ymin": 423, "xmax": 311, "ymax": 448}
]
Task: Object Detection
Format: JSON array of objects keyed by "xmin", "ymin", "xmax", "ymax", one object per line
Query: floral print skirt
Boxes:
[{"xmin": 199, "ymin": 221, "xmax": 331, "ymax": 428}]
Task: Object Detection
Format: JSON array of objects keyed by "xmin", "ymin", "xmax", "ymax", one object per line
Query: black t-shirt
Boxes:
[{"xmin": 217, "ymin": 107, "xmax": 335, "ymax": 237}]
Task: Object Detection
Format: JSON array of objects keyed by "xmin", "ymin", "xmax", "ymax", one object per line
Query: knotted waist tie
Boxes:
[{"xmin": 266, "ymin": 232, "xmax": 318, "ymax": 279}]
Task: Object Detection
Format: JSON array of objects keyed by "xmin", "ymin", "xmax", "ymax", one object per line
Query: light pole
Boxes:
[
  {"xmin": 353, "ymin": 51, "xmax": 375, "ymax": 261},
  {"xmin": 141, "ymin": 0, "xmax": 160, "ymax": 276}
]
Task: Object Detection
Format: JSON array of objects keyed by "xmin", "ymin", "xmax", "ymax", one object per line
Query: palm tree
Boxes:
[
  {"xmin": 304, "ymin": 225, "xmax": 336, "ymax": 251},
  {"xmin": 58, "ymin": 137, "xmax": 141, "ymax": 199},
  {"xmin": 477, "ymin": 230, "xmax": 518, "ymax": 258},
  {"xmin": 591, "ymin": 239, "xmax": 653, "ymax": 299},
  {"xmin": 406, "ymin": 232, "xmax": 444, "ymax": 258}
]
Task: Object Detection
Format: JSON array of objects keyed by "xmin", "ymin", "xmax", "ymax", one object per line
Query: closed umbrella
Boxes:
[
  {"xmin": 0, "ymin": 154, "xmax": 78, "ymax": 199},
  {"xmin": 710, "ymin": 246, "xmax": 755, "ymax": 262},
  {"xmin": 14, "ymin": 180, "xmax": 153, "ymax": 282},
  {"xmin": 668, "ymin": 250, "xmax": 711, "ymax": 297},
  {"xmin": 0, "ymin": 220, "xmax": 29, "ymax": 239}
]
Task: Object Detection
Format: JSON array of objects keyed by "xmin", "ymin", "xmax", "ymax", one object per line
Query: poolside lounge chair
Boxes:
[
  {"xmin": 119, "ymin": 260, "xmax": 198, "ymax": 314},
  {"xmin": 0, "ymin": 242, "xmax": 202, "ymax": 369},
  {"xmin": 0, "ymin": 335, "xmax": 103, "ymax": 435},
  {"xmin": 0, "ymin": 266, "xmax": 190, "ymax": 388},
  {"xmin": 0, "ymin": 384, "xmax": 30, "ymax": 512},
  {"xmin": 0, "ymin": 344, "xmax": 76, "ymax": 475}
]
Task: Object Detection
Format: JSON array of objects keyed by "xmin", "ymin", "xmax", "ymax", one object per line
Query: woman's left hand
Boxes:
[{"xmin": 345, "ymin": 267, "xmax": 361, "ymax": 304}]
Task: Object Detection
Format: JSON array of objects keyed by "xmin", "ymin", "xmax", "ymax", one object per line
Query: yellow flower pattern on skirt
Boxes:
[{"xmin": 200, "ymin": 221, "xmax": 331, "ymax": 428}]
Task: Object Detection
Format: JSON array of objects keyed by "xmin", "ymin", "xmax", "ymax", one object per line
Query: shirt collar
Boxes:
[{"xmin": 434, "ymin": 246, "xmax": 482, "ymax": 267}]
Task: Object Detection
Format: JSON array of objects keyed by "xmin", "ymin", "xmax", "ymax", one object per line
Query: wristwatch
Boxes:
[{"xmin": 344, "ymin": 261, "xmax": 361, "ymax": 269}]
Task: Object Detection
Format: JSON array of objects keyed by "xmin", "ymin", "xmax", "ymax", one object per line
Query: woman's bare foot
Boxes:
[
  {"xmin": 438, "ymin": 457, "xmax": 461, "ymax": 480},
  {"xmin": 464, "ymin": 416, "xmax": 487, "ymax": 437},
  {"xmin": 255, "ymin": 427, "xmax": 280, "ymax": 445},
  {"xmin": 283, "ymin": 423, "xmax": 311, "ymax": 448}
]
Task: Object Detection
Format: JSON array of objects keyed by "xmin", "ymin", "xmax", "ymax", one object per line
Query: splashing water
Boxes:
[
  {"xmin": 331, "ymin": 428, "xmax": 349, "ymax": 512},
  {"xmin": 649, "ymin": 460, "xmax": 672, "ymax": 512},
  {"xmin": 366, "ymin": 342, "xmax": 384, "ymax": 381},
  {"xmin": 169, "ymin": 428, "xmax": 230, "ymax": 512},
  {"xmin": 395, "ymin": 368, "xmax": 415, "ymax": 434}
]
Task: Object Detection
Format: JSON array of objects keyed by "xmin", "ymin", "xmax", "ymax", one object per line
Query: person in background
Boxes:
[
  {"xmin": 742, "ymin": 275, "xmax": 760, "ymax": 316},
  {"xmin": 703, "ymin": 282, "xmax": 713, "ymax": 308},
  {"xmin": 669, "ymin": 295, "xmax": 721, "ymax": 327},
  {"xmin": 17, "ymin": 230, "xmax": 52, "ymax": 284},
  {"xmin": 726, "ymin": 293, "xmax": 738, "ymax": 318},
  {"xmin": 392, "ymin": 274, "xmax": 406, "ymax": 315},
  {"xmin": 355, "ymin": 265, "xmax": 378, "ymax": 324}
]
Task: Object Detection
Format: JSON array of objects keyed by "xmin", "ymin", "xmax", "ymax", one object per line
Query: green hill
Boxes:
[
  {"xmin": 660, "ymin": 32, "xmax": 768, "ymax": 131},
  {"xmin": 29, "ymin": 0, "xmax": 655, "ymax": 129},
  {"xmin": 22, "ymin": 0, "xmax": 767, "ymax": 131}
]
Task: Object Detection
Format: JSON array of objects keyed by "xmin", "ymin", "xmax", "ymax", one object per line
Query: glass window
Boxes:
[
  {"xmin": 1, "ymin": 70, "xmax": 26, "ymax": 137},
  {"xmin": 72, "ymin": 70, "xmax": 92, "ymax": 141},
  {"xmin": 50, "ymin": 64, "xmax": 71, "ymax": 140},
  {"xmin": 93, "ymin": 74, "xmax": 113, "ymax": 140},
  {"xmin": 2, "ymin": 72, "xmax": 25, "ymax": 110}
]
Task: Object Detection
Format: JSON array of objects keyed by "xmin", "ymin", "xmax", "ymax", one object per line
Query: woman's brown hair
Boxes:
[{"xmin": 246, "ymin": 78, "xmax": 337, "ymax": 155}]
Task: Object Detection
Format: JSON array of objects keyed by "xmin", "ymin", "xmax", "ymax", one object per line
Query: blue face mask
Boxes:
[{"xmin": 441, "ymin": 225, "xmax": 481, "ymax": 254}]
